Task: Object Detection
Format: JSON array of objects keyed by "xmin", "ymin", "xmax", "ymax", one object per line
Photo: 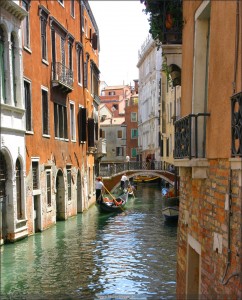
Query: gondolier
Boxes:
[{"xmin": 95, "ymin": 177, "xmax": 104, "ymax": 203}]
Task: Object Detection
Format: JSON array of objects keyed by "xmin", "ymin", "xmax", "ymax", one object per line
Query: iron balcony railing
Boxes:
[
  {"xmin": 231, "ymin": 91, "xmax": 242, "ymax": 156},
  {"xmin": 52, "ymin": 61, "xmax": 73, "ymax": 90},
  {"xmin": 174, "ymin": 113, "xmax": 210, "ymax": 159}
]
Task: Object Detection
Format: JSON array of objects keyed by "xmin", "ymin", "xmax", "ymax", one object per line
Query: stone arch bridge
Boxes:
[{"xmin": 99, "ymin": 162, "xmax": 178, "ymax": 192}]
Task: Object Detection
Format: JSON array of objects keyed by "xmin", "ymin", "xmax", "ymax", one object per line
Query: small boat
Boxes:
[
  {"xmin": 162, "ymin": 194, "xmax": 179, "ymax": 221},
  {"xmin": 133, "ymin": 175, "xmax": 160, "ymax": 183},
  {"xmin": 162, "ymin": 205, "xmax": 179, "ymax": 221},
  {"xmin": 96, "ymin": 192, "xmax": 128, "ymax": 213}
]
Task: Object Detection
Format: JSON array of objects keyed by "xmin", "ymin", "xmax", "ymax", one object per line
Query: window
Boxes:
[
  {"xmin": 24, "ymin": 80, "xmax": 32, "ymax": 132},
  {"xmin": 102, "ymin": 130, "xmax": 105, "ymax": 138},
  {"xmin": 117, "ymin": 130, "xmax": 122, "ymax": 138},
  {"xmin": 0, "ymin": 152, "xmax": 7, "ymax": 198},
  {"xmin": 68, "ymin": 39, "xmax": 73, "ymax": 71},
  {"xmin": 54, "ymin": 103, "xmax": 68, "ymax": 139},
  {"xmin": 67, "ymin": 169, "xmax": 71, "ymax": 201},
  {"xmin": 40, "ymin": 13, "xmax": 48, "ymax": 61},
  {"xmin": 88, "ymin": 118, "xmax": 95, "ymax": 147},
  {"xmin": 22, "ymin": 0, "xmax": 30, "ymax": 48},
  {"xmin": 11, "ymin": 34, "xmax": 17, "ymax": 106},
  {"xmin": 85, "ymin": 18, "xmax": 88, "ymax": 36},
  {"xmin": 84, "ymin": 53, "xmax": 89, "ymax": 88},
  {"xmin": 58, "ymin": 0, "xmax": 64, "ymax": 6},
  {"xmin": 42, "ymin": 88, "xmax": 49, "ymax": 135},
  {"xmin": 32, "ymin": 161, "xmax": 39, "ymax": 190},
  {"xmin": 131, "ymin": 112, "xmax": 137, "ymax": 122},
  {"xmin": 108, "ymin": 91, "xmax": 115, "ymax": 95},
  {"xmin": 116, "ymin": 147, "xmax": 124, "ymax": 156},
  {"xmin": 16, "ymin": 159, "xmax": 23, "ymax": 219},
  {"xmin": 70, "ymin": 0, "xmax": 75, "ymax": 17},
  {"xmin": 0, "ymin": 27, "xmax": 6, "ymax": 103},
  {"xmin": 70, "ymin": 102, "xmax": 76, "ymax": 141},
  {"xmin": 81, "ymin": 2, "xmax": 84, "ymax": 32},
  {"xmin": 77, "ymin": 45, "xmax": 83, "ymax": 85},
  {"xmin": 131, "ymin": 129, "xmax": 138, "ymax": 139},
  {"xmin": 78, "ymin": 107, "xmax": 87, "ymax": 143},
  {"xmin": 46, "ymin": 171, "xmax": 51, "ymax": 206},
  {"xmin": 131, "ymin": 148, "xmax": 137, "ymax": 158}
]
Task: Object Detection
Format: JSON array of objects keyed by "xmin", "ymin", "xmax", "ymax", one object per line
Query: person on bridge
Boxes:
[
  {"xmin": 95, "ymin": 177, "xmax": 104, "ymax": 203},
  {"xmin": 120, "ymin": 173, "xmax": 128, "ymax": 190}
]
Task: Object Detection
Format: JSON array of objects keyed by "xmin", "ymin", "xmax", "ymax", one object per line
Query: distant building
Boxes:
[
  {"xmin": 125, "ymin": 81, "xmax": 139, "ymax": 161},
  {"xmin": 137, "ymin": 34, "xmax": 162, "ymax": 162}
]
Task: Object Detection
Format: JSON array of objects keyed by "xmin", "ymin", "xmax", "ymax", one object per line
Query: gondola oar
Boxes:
[{"xmin": 103, "ymin": 185, "xmax": 124, "ymax": 209}]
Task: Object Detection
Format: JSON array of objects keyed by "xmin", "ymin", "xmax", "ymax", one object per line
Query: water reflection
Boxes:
[{"xmin": 1, "ymin": 185, "xmax": 177, "ymax": 299}]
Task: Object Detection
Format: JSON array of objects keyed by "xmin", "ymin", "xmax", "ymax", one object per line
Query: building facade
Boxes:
[
  {"xmin": 0, "ymin": 0, "xmax": 27, "ymax": 244},
  {"xmin": 137, "ymin": 34, "xmax": 162, "ymax": 163},
  {"xmin": 160, "ymin": 45, "xmax": 182, "ymax": 170},
  {"xmin": 175, "ymin": 1, "xmax": 242, "ymax": 298},
  {"xmin": 0, "ymin": 0, "xmax": 101, "ymax": 244}
]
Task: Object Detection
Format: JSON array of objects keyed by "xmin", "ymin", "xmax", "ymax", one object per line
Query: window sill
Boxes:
[
  {"xmin": 42, "ymin": 134, "xmax": 50, "ymax": 138},
  {"xmin": 23, "ymin": 46, "xmax": 32, "ymax": 54},
  {"xmin": 47, "ymin": 205, "xmax": 52, "ymax": 212},
  {"xmin": 26, "ymin": 130, "xmax": 34, "ymax": 135},
  {"xmin": 42, "ymin": 59, "xmax": 49, "ymax": 66},
  {"xmin": 33, "ymin": 189, "xmax": 41, "ymax": 196},
  {"xmin": 174, "ymin": 158, "xmax": 209, "ymax": 179}
]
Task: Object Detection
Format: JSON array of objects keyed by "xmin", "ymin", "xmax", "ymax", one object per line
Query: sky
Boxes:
[{"xmin": 89, "ymin": 0, "xmax": 150, "ymax": 86}]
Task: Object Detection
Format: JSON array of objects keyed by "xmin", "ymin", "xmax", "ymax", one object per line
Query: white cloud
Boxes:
[{"xmin": 89, "ymin": 0, "xmax": 150, "ymax": 86}]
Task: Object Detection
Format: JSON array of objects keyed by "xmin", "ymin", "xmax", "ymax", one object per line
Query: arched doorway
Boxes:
[
  {"xmin": 56, "ymin": 169, "xmax": 65, "ymax": 221},
  {"xmin": 0, "ymin": 152, "xmax": 7, "ymax": 242},
  {"xmin": 76, "ymin": 171, "xmax": 83, "ymax": 213}
]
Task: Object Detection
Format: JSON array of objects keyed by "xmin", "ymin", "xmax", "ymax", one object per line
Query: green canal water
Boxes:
[{"xmin": 1, "ymin": 185, "xmax": 177, "ymax": 299}]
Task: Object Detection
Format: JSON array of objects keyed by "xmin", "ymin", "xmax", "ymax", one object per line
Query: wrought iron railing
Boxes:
[
  {"xmin": 99, "ymin": 161, "xmax": 166, "ymax": 177},
  {"xmin": 231, "ymin": 92, "xmax": 242, "ymax": 156},
  {"xmin": 174, "ymin": 113, "xmax": 210, "ymax": 159},
  {"xmin": 52, "ymin": 61, "xmax": 73, "ymax": 89}
]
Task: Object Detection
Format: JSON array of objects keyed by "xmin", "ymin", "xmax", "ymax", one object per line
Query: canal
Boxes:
[{"xmin": 1, "ymin": 185, "xmax": 177, "ymax": 299}]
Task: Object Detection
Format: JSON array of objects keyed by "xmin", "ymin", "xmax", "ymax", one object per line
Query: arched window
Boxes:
[
  {"xmin": 0, "ymin": 152, "xmax": 7, "ymax": 198},
  {"xmin": 16, "ymin": 158, "xmax": 23, "ymax": 219},
  {"xmin": 0, "ymin": 27, "xmax": 6, "ymax": 103},
  {"xmin": 11, "ymin": 33, "xmax": 17, "ymax": 106}
]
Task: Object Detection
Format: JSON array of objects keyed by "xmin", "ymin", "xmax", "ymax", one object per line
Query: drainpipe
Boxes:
[{"xmin": 220, "ymin": 169, "xmax": 239, "ymax": 286}]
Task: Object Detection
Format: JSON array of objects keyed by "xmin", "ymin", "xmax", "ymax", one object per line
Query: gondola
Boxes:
[
  {"xmin": 96, "ymin": 192, "xmax": 128, "ymax": 213},
  {"xmin": 161, "ymin": 187, "xmax": 179, "ymax": 221}
]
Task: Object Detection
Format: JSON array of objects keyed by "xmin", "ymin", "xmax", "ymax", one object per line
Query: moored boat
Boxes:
[{"xmin": 162, "ymin": 189, "xmax": 179, "ymax": 221}]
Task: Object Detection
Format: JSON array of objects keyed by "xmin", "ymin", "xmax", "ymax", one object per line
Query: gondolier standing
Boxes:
[
  {"xmin": 120, "ymin": 173, "xmax": 128, "ymax": 190},
  {"xmin": 96, "ymin": 177, "xmax": 104, "ymax": 203}
]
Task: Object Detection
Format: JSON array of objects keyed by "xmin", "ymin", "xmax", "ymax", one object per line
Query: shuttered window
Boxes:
[
  {"xmin": 40, "ymin": 15, "xmax": 47, "ymax": 60},
  {"xmin": 24, "ymin": 80, "xmax": 32, "ymax": 131},
  {"xmin": 42, "ymin": 89, "xmax": 49, "ymax": 135},
  {"xmin": 78, "ymin": 107, "xmax": 87, "ymax": 143},
  {"xmin": 54, "ymin": 103, "xmax": 68, "ymax": 139},
  {"xmin": 88, "ymin": 118, "xmax": 95, "ymax": 147}
]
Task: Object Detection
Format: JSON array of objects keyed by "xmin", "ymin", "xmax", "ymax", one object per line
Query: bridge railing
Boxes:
[{"xmin": 99, "ymin": 161, "xmax": 165, "ymax": 177}]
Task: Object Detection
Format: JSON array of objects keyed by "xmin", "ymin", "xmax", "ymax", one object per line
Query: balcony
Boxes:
[
  {"xmin": 52, "ymin": 62, "xmax": 73, "ymax": 92},
  {"xmin": 95, "ymin": 138, "xmax": 107, "ymax": 159},
  {"xmin": 231, "ymin": 92, "xmax": 242, "ymax": 157},
  {"xmin": 174, "ymin": 113, "xmax": 210, "ymax": 178}
]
